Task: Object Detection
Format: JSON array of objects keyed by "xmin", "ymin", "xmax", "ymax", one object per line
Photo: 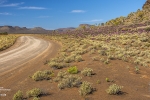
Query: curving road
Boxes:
[{"xmin": 0, "ymin": 36, "xmax": 51, "ymax": 74}]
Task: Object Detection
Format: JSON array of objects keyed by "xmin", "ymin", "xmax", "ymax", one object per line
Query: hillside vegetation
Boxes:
[
  {"xmin": 105, "ymin": 0, "xmax": 150, "ymax": 26},
  {"xmin": 0, "ymin": 34, "xmax": 19, "ymax": 51}
]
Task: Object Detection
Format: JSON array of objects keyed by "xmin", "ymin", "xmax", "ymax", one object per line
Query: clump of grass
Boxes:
[
  {"xmin": 96, "ymin": 80, "xmax": 101, "ymax": 84},
  {"xmin": 26, "ymin": 88, "xmax": 42, "ymax": 98},
  {"xmin": 67, "ymin": 66, "xmax": 78, "ymax": 74},
  {"xmin": 79, "ymin": 81, "xmax": 94, "ymax": 97},
  {"xmin": 91, "ymin": 56, "xmax": 99, "ymax": 61},
  {"xmin": 81, "ymin": 68, "xmax": 93, "ymax": 77},
  {"xmin": 106, "ymin": 84, "xmax": 123, "ymax": 95},
  {"xmin": 105, "ymin": 78, "xmax": 109, "ymax": 82},
  {"xmin": 32, "ymin": 70, "xmax": 54, "ymax": 81},
  {"xmin": 13, "ymin": 90, "xmax": 23, "ymax": 100},
  {"xmin": 104, "ymin": 59, "xmax": 110, "ymax": 64},
  {"xmin": 135, "ymin": 66, "xmax": 140, "ymax": 74}
]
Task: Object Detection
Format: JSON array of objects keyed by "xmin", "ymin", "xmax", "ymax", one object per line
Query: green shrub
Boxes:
[
  {"xmin": 58, "ymin": 75, "xmax": 82, "ymax": 89},
  {"xmin": 13, "ymin": 90, "xmax": 23, "ymax": 100},
  {"xmin": 105, "ymin": 78, "xmax": 109, "ymax": 82},
  {"xmin": 67, "ymin": 66, "xmax": 78, "ymax": 74},
  {"xmin": 32, "ymin": 70, "xmax": 54, "ymax": 81},
  {"xmin": 81, "ymin": 68, "xmax": 93, "ymax": 77},
  {"xmin": 26, "ymin": 88, "xmax": 42, "ymax": 98},
  {"xmin": 106, "ymin": 84, "xmax": 123, "ymax": 95},
  {"xmin": 79, "ymin": 81, "xmax": 93, "ymax": 97}
]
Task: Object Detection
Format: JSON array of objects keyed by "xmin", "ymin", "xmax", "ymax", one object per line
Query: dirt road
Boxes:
[
  {"xmin": 0, "ymin": 36, "xmax": 50, "ymax": 75},
  {"xmin": 0, "ymin": 36, "xmax": 61, "ymax": 100}
]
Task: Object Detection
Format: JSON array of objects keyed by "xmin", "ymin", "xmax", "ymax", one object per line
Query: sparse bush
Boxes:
[
  {"xmin": 75, "ymin": 55, "xmax": 83, "ymax": 62},
  {"xmin": 26, "ymin": 88, "xmax": 42, "ymax": 98},
  {"xmin": 145, "ymin": 27, "xmax": 150, "ymax": 32},
  {"xmin": 106, "ymin": 84, "xmax": 123, "ymax": 95},
  {"xmin": 48, "ymin": 61, "xmax": 69, "ymax": 69},
  {"xmin": 98, "ymin": 50, "xmax": 107, "ymax": 56},
  {"xmin": 33, "ymin": 97, "xmax": 40, "ymax": 100},
  {"xmin": 58, "ymin": 75, "xmax": 82, "ymax": 89},
  {"xmin": 13, "ymin": 90, "xmax": 23, "ymax": 100},
  {"xmin": 64, "ymin": 56, "xmax": 75, "ymax": 63},
  {"xmin": 67, "ymin": 66, "xmax": 78, "ymax": 74},
  {"xmin": 79, "ymin": 81, "xmax": 93, "ymax": 97},
  {"xmin": 81, "ymin": 68, "xmax": 93, "ymax": 77},
  {"xmin": 89, "ymin": 49, "xmax": 96, "ymax": 54},
  {"xmin": 108, "ymin": 55, "xmax": 115, "ymax": 60},
  {"xmin": 91, "ymin": 57, "xmax": 99, "ymax": 61},
  {"xmin": 32, "ymin": 70, "xmax": 54, "ymax": 81},
  {"xmin": 53, "ymin": 71, "xmax": 68, "ymax": 82}
]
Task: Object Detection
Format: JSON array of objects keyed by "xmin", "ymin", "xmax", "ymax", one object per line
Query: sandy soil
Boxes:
[
  {"xmin": 0, "ymin": 36, "xmax": 61, "ymax": 100},
  {"xmin": 1, "ymin": 35, "xmax": 150, "ymax": 100}
]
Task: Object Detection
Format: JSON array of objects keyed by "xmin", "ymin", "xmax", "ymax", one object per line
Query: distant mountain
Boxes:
[
  {"xmin": 105, "ymin": 0, "xmax": 150, "ymax": 26},
  {"xmin": 55, "ymin": 27, "xmax": 76, "ymax": 32},
  {"xmin": 0, "ymin": 26, "xmax": 52, "ymax": 34}
]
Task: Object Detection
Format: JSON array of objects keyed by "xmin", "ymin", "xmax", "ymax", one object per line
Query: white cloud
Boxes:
[
  {"xmin": 19, "ymin": 6, "xmax": 46, "ymax": 10},
  {"xmin": 38, "ymin": 16, "xmax": 50, "ymax": 18},
  {"xmin": 0, "ymin": 12, "xmax": 12, "ymax": 15},
  {"xmin": 0, "ymin": 2, "xmax": 24, "ymax": 7},
  {"xmin": 71, "ymin": 10, "xmax": 86, "ymax": 13},
  {"xmin": 81, "ymin": 19, "xmax": 103, "ymax": 22}
]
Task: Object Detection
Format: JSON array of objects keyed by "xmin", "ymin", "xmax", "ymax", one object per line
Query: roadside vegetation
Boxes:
[
  {"xmin": 11, "ymin": 26, "xmax": 150, "ymax": 99},
  {"xmin": 11, "ymin": 0, "xmax": 150, "ymax": 99},
  {"xmin": 0, "ymin": 34, "xmax": 19, "ymax": 51}
]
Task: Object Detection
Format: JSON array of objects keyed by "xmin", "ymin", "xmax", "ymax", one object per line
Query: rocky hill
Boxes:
[
  {"xmin": 142, "ymin": 0, "xmax": 150, "ymax": 10},
  {"xmin": 0, "ymin": 26, "xmax": 52, "ymax": 34},
  {"xmin": 105, "ymin": 0, "xmax": 150, "ymax": 26}
]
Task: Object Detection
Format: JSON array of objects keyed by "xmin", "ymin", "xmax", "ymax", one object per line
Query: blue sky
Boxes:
[{"xmin": 0, "ymin": 0, "xmax": 146, "ymax": 30}]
